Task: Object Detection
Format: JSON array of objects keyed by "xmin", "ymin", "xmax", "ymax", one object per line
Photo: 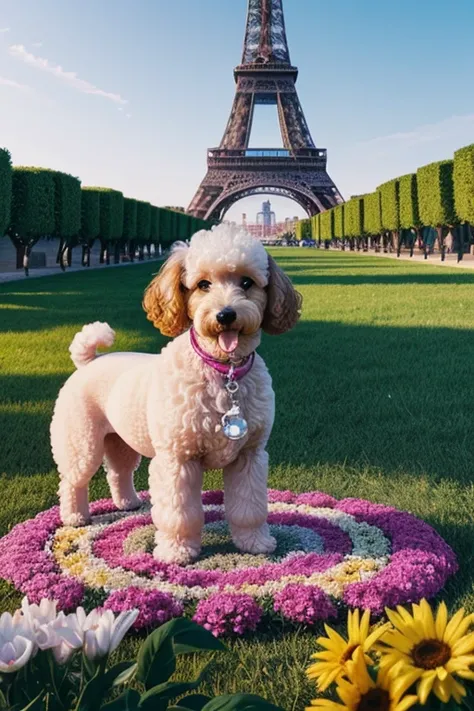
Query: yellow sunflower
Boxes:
[
  {"xmin": 379, "ymin": 599, "xmax": 474, "ymax": 705},
  {"xmin": 307, "ymin": 647, "xmax": 419, "ymax": 711},
  {"xmin": 307, "ymin": 609, "xmax": 391, "ymax": 692}
]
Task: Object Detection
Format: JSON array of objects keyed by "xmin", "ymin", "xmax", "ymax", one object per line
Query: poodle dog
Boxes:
[{"xmin": 51, "ymin": 224, "xmax": 302, "ymax": 564}]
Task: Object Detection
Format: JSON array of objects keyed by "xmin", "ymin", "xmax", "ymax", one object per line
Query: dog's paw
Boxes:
[
  {"xmin": 113, "ymin": 495, "xmax": 142, "ymax": 512},
  {"xmin": 61, "ymin": 511, "xmax": 91, "ymax": 527},
  {"xmin": 231, "ymin": 524, "xmax": 277, "ymax": 555},
  {"xmin": 153, "ymin": 533, "xmax": 201, "ymax": 565}
]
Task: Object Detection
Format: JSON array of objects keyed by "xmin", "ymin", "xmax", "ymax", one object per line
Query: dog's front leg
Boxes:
[
  {"xmin": 149, "ymin": 453, "xmax": 204, "ymax": 565},
  {"xmin": 224, "ymin": 447, "xmax": 276, "ymax": 555}
]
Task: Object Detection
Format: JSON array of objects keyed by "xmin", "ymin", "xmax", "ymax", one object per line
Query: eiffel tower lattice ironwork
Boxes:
[{"xmin": 188, "ymin": 0, "xmax": 343, "ymax": 221}]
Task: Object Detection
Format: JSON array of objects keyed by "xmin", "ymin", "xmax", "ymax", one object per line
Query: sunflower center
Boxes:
[
  {"xmin": 340, "ymin": 643, "xmax": 360, "ymax": 663},
  {"xmin": 411, "ymin": 639, "xmax": 451, "ymax": 669},
  {"xmin": 357, "ymin": 689, "xmax": 390, "ymax": 711}
]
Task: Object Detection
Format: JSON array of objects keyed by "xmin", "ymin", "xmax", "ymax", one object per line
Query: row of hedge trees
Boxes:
[
  {"xmin": 0, "ymin": 150, "xmax": 213, "ymax": 275},
  {"xmin": 295, "ymin": 142, "xmax": 474, "ymax": 262}
]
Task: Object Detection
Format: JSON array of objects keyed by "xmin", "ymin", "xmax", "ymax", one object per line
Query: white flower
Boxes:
[
  {"xmin": 20, "ymin": 597, "xmax": 62, "ymax": 651},
  {"xmin": 0, "ymin": 636, "xmax": 34, "ymax": 673},
  {"xmin": 82, "ymin": 609, "xmax": 139, "ymax": 660},
  {"xmin": 0, "ymin": 611, "xmax": 35, "ymax": 673}
]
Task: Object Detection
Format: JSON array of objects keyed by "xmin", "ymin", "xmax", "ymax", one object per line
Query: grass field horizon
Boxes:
[{"xmin": 1, "ymin": 248, "xmax": 474, "ymax": 708}]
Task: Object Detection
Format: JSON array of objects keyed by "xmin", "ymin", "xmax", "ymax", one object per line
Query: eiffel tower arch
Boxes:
[{"xmin": 188, "ymin": 0, "xmax": 343, "ymax": 221}]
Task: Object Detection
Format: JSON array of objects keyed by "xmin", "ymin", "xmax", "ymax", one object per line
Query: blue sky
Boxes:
[{"xmin": 1, "ymin": 0, "xmax": 473, "ymax": 224}]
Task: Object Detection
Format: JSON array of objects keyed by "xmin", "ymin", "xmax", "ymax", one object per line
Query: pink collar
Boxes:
[{"xmin": 190, "ymin": 328, "xmax": 255, "ymax": 381}]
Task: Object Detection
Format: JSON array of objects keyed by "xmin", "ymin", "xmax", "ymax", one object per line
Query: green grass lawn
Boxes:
[{"xmin": 1, "ymin": 249, "xmax": 474, "ymax": 709}]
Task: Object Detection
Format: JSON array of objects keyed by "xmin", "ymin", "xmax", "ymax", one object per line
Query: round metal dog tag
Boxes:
[{"xmin": 222, "ymin": 412, "xmax": 249, "ymax": 441}]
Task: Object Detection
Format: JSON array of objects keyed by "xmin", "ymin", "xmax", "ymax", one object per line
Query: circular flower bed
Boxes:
[{"xmin": 0, "ymin": 490, "xmax": 457, "ymax": 636}]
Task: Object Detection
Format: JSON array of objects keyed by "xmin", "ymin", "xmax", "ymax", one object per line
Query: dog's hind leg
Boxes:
[
  {"xmin": 52, "ymin": 399, "xmax": 106, "ymax": 527},
  {"xmin": 55, "ymin": 439, "xmax": 105, "ymax": 527},
  {"xmin": 103, "ymin": 433, "xmax": 141, "ymax": 511}
]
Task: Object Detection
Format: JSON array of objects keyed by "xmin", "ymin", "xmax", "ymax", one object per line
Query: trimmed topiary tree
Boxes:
[
  {"xmin": 79, "ymin": 188, "xmax": 100, "ymax": 267},
  {"xmin": 333, "ymin": 204, "xmax": 345, "ymax": 248},
  {"xmin": 454, "ymin": 144, "xmax": 474, "ymax": 223},
  {"xmin": 399, "ymin": 173, "xmax": 422, "ymax": 257},
  {"xmin": 160, "ymin": 209, "xmax": 173, "ymax": 249},
  {"xmin": 417, "ymin": 160, "xmax": 457, "ymax": 260},
  {"xmin": 0, "ymin": 148, "xmax": 12, "ymax": 239},
  {"xmin": 377, "ymin": 179, "xmax": 399, "ymax": 254},
  {"xmin": 344, "ymin": 197, "xmax": 364, "ymax": 250},
  {"xmin": 48, "ymin": 170, "xmax": 82, "ymax": 270},
  {"xmin": 453, "ymin": 144, "xmax": 474, "ymax": 260},
  {"xmin": 362, "ymin": 192, "xmax": 382, "ymax": 251},
  {"xmin": 136, "ymin": 200, "xmax": 151, "ymax": 260},
  {"xmin": 123, "ymin": 197, "xmax": 138, "ymax": 262},
  {"xmin": 295, "ymin": 218, "xmax": 312, "ymax": 243},
  {"xmin": 311, "ymin": 213, "xmax": 321, "ymax": 244},
  {"xmin": 320, "ymin": 209, "xmax": 334, "ymax": 246},
  {"xmin": 150, "ymin": 206, "xmax": 160, "ymax": 255},
  {"xmin": 93, "ymin": 188, "xmax": 124, "ymax": 264},
  {"xmin": 8, "ymin": 167, "xmax": 55, "ymax": 275}
]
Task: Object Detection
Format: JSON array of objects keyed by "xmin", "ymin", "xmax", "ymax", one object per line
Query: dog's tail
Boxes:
[{"xmin": 69, "ymin": 322, "xmax": 116, "ymax": 369}]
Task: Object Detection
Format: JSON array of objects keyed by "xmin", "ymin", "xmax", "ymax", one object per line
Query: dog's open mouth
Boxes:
[{"xmin": 217, "ymin": 330, "xmax": 240, "ymax": 354}]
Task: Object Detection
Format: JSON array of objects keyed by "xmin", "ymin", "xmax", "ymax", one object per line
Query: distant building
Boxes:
[
  {"xmin": 257, "ymin": 201, "xmax": 276, "ymax": 229},
  {"xmin": 242, "ymin": 201, "xmax": 299, "ymax": 241}
]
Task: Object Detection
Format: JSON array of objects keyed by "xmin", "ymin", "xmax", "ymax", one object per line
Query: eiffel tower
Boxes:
[{"xmin": 188, "ymin": 0, "xmax": 343, "ymax": 221}]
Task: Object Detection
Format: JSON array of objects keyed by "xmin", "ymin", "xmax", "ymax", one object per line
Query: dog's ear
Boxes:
[
  {"xmin": 142, "ymin": 244, "xmax": 191, "ymax": 337},
  {"xmin": 262, "ymin": 254, "xmax": 302, "ymax": 335}
]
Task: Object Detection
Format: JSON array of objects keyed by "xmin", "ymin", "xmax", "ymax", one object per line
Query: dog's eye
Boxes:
[
  {"xmin": 197, "ymin": 280, "xmax": 211, "ymax": 292},
  {"xmin": 241, "ymin": 276, "xmax": 254, "ymax": 291}
]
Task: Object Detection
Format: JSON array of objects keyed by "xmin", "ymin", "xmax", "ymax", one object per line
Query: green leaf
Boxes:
[
  {"xmin": 103, "ymin": 662, "xmax": 137, "ymax": 688},
  {"xmin": 101, "ymin": 689, "xmax": 141, "ymax": 710},
  {"xmin": 138, "ymin": 670, "xmax": 207, "ymax": 711},
  {"xmin": 170, "ymin": 695, "xmax": 211, "ymax": 711},
  {"xmin": 136, "ymin": 619, "xmax": 224, "ymax": 690},
  {"xmin": 201, "ymin": 695, "xmax": 285, "ymax": 711},
  {"xmin": 75, "ymin": 664, "xmax": 110, "ymax": 711},
  {"xmin": 173, "ymin": 625, "xmax": 226, "ymax": 657}
]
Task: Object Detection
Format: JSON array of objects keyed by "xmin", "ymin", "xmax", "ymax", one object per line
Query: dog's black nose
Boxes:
[{"xmin": 216, "ymin": 307, "xmax": 237, "ymax": 326}]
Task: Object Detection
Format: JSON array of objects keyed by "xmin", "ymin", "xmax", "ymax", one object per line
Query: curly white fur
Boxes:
[
  {"xmin": 69, "ymin": 322, "xmax": 115, "ymax": 369},
  {"xmin": 51, "ymin": 226, "xmax": 301, "ymax": 564}
]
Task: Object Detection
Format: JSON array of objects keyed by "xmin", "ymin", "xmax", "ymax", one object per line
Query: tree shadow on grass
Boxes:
[{"xmin": 0, "ymin": 263, "xmax": 161, "ymax": 334}]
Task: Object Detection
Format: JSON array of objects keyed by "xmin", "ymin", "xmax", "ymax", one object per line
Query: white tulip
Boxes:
[
  {"xmin": 20, "ymin": 598, "xmax": 62, "ymax": 651},
  {"xmin": 0, "ymin": 636, "xmax": 34, "ymax": 673},
  {"xmin": 21, "ymin": 597, "xmax": 58, "ymax": 628},
  {"xmin": 0, "ymin": 610, "xmax": 35, "ymax": 673},
  {"xmin": 82, "ymin": 609, "xmax": 139, "ymax": 660},
  {"xmin": 0, "ymin": 610, "xmax": 34, "ymax": 642}
]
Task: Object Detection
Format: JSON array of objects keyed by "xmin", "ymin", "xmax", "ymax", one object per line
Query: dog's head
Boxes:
[{"xmin": 143, "ymin": 224, "xmax": 302, "ymax": 360}]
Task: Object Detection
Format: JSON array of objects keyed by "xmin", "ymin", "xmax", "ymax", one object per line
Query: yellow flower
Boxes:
[
  {"xmin": 307, "ymin": 647, "xmax": 419, "ymax": 711},
  {"xmin": 307, "ymin": 609, "xmax": 390, "ymax": 692},
  {"xmin": 379, "ymin": 599, "xmax": 474, "ymax": 705},
  {"xmin": 84, "ymin": 569, "xmax": 111, "ymax": 586}
]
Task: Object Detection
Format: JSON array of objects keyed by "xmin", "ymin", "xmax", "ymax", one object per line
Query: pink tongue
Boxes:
[{"xmin": 218, "ymin": 331, "xmax": 239, "ymax": 354}]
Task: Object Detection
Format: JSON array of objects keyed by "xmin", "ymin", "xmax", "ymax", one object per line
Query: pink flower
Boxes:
[
  {"xmin": 104, "ymin": 588, "xmax": 183, "ymax": 630},
  {"xmin": 193, "ymin": 593, "xmax": 263, "ymax": 637},
  {"xmin": 273, "ymin": 584, "xmax": 337, "ymax": 625}
]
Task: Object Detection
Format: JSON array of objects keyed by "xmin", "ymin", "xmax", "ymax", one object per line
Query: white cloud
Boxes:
[
  {"xmin": 358, "ymin": 114, "xmax": 474, "ymax": 152},
  {"xmin": 0, "ymin": 75, "xmax": 31, "ymax": 91},
  {"xmin": 32, "ymin": 41, "xmax": 43, "ymax": 48},
  {"xmin": 8, "ymin": 44, "xmax": 128, "ymax": 105},
  {"xmin": 126, "ymin": 113, "xmax": 131, "ymax": 119},
  {"xmin": 0, "ymin": 27, "xmax": 10, "ymax": 33}
]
